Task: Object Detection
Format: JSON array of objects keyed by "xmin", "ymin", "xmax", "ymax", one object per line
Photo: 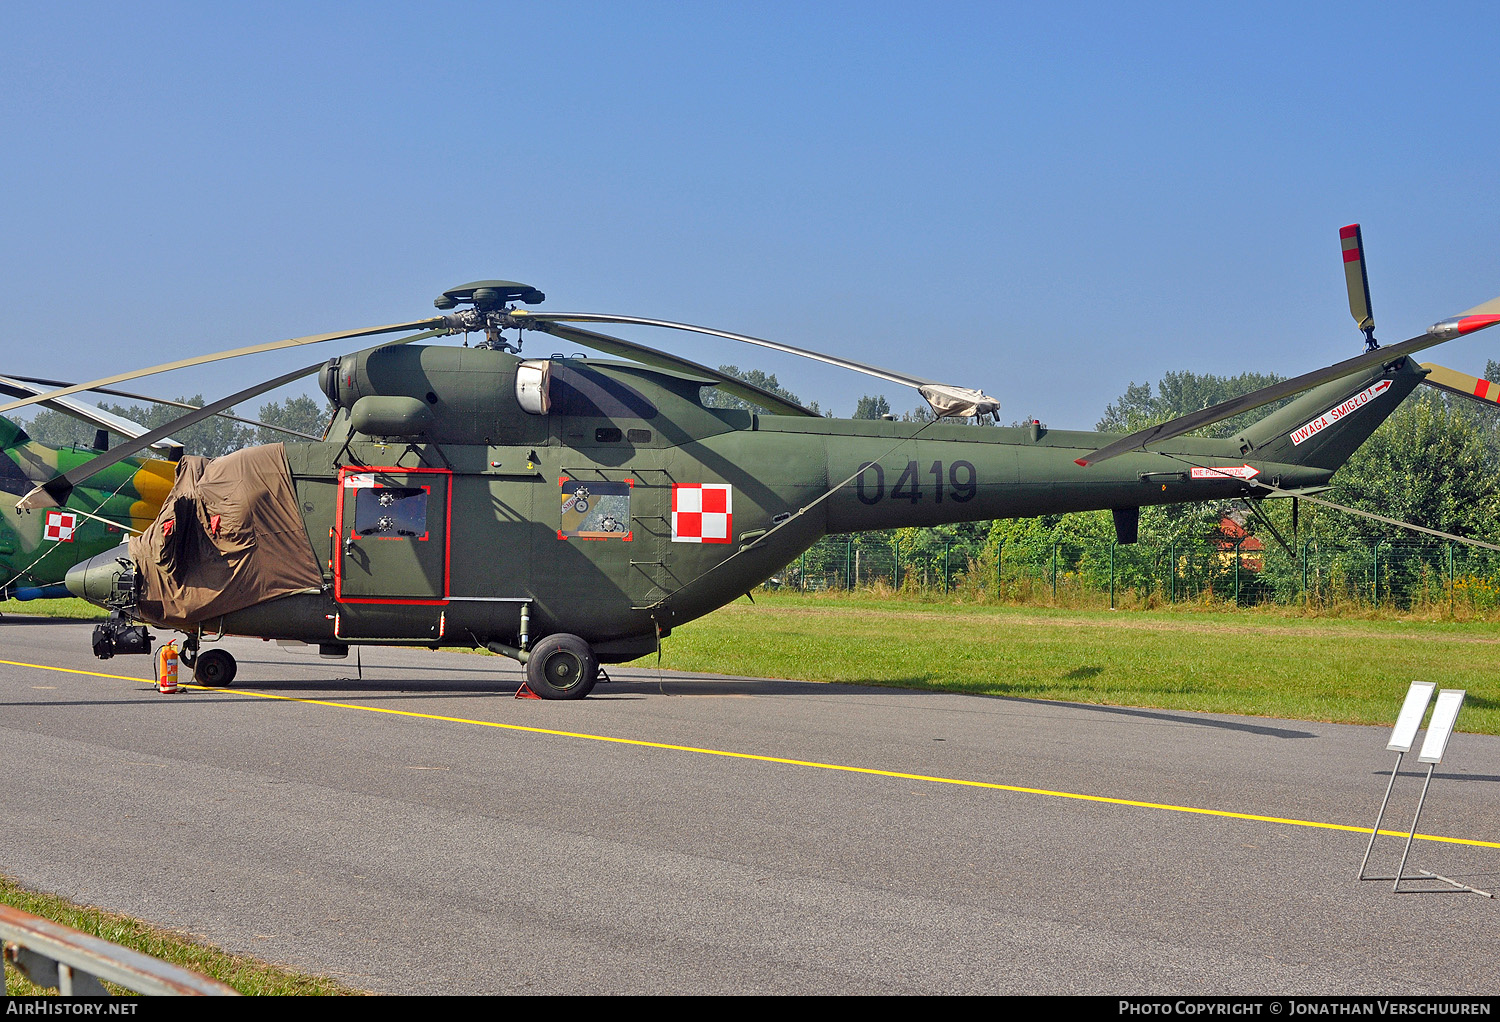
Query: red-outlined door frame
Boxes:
[{"xmin": 334, "ymin": 465, "xmax": 452, "ymax": 605}]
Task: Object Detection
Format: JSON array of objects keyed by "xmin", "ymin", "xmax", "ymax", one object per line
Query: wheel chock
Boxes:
[{"xmin": 514, "ymin": 682, "xmax": 542, "ymax": 700}]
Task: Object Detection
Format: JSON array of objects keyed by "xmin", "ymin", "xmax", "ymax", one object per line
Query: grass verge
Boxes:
[
  {"xmin": 652, "ymin": 591, "xmax": 1500, "ymax": 734},
  {"xmin": 1, "ymin": 875, "xmax": 363, "ymax": 996},
  {"xmin": 0, "ymin": 598, "xmax": 107, "ymax": 620}
]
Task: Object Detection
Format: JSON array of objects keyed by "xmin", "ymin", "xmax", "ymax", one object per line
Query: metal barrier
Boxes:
[{"xmin": 1, "ymin": 903, "xmax": 238, "ymax": 996}]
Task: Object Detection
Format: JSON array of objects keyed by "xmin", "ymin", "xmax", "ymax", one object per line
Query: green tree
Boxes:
[
  {"xmin": 19, "ymin": 399, "xmax": 255, "ymax": 456},
  {"xmin": 255, "ymin": 394, "xmax": 332, "ymax": 444},
  {"xmin": 1096, "ymin": 370, "xmax": 1288, "ymax": 438},
  {"xmin": 701, "ymin": 365, "xmax": 820, "ymax": 415},
  {"xmin": 22, "ymin": 392, "xmax": 336, "ymax": 458},
  {"xmin": 1325, "ymin": 391, "xmax": 1500, "ymax": 546},
  {"xmin": 853, "ymin": 394, "xmax": 890, "ymax": 419},
  {"xmin": 13, "ymin": 406, "xmax": 107, "ymax": 448}
]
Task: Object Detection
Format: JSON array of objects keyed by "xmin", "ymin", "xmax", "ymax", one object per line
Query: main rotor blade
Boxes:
[
  {"xmin": 0, "ymin": 376, "xmax": 183, "ymax": 449},
  {"xmin": 530, "ymin": 320, "xmax": 822, "ymax": 417},
  {"xmin": 513, "ymin": 310, "xmax": 942, "ymax": 390},
  {"xmin": 2, "ymin": 374, "xmax": 320, "ymax": 440},
  {"xmin": 1075, "ymin": 295, "xmax": 1500, "ymax": 467},
  {"xmin": 17, "ymin": 362, "xmax": 323, "ymax": 510},
  {"xmin": 16, "ymin": 327, "xmax": 445, "ymax": 510},
  {"xmin": 0, "ymin": 316, "xmax": 447, "ymax": 417}
]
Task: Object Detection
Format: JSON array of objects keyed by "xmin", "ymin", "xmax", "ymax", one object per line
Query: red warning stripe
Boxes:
[
  {"xmin": 1455, "ymin": 314, "xmax": 1500, "ymax": 336},
  {"xmin": 1343, "ymin": 248, "xmax": 1362, "ymax": 262},
  {"xmin": 1339, "ymin": 224, "xmax": 1359, "ymax": 239}
]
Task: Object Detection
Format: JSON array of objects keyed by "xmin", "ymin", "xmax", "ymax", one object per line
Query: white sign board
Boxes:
[
  {"xmin": 1418, "ymin": 689, "xmax": 1465, "ymax": 765},
  {"xmin": 1388, "ymin": 681, "xmax": 1436, "ymax": 753}
]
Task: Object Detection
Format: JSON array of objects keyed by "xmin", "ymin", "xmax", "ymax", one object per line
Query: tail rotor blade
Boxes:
[
  {"xmin": 1341, "ymin": 223, "xmax": 1377, "ymax": 346},
  {"xmin": 1419, "ymin": 363, "xmax": 1500, "ymax": 408}
]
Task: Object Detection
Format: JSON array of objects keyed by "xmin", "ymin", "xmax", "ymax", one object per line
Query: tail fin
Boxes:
[{"xmin": 1235, "ymin": 356, "xmax": 1425, "ymax": 471}]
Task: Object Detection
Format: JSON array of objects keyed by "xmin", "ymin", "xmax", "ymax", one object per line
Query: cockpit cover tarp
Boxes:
[{"xmin": 129, "ymin": 444, "xmax": 322, "ymax": 628}]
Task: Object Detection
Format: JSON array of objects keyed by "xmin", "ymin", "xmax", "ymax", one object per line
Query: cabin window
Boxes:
[
  {"xmin": 353, "ymin": 485, "xmax": 429, "ymax": 539},
  {"xmin": 595, "ymin": 427, "xmax": 623, "ymax": 443},
  {"xmin": 627, "ymin": 428, "xmax": 652, "ymax": 444}
]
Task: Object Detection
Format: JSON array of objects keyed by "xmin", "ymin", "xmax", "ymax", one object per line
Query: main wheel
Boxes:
[
  {"xmin": 524, "ymin": 633, "xmax": 598, "ymax": 700},
  {"xmin": 193, "ymin": 648, "xmax": 237, "ymax": 686}
]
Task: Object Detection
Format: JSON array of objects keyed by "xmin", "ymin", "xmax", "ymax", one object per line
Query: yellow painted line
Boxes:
[
  {"xmin": 0, "ymin": 659, "xmax": 154, "ymax": 683},
  {"xmin": 6, "ymin": 656, "xmax": 1498, "ymax": 850}
]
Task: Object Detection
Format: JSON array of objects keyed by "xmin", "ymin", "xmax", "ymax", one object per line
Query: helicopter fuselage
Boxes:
[
  {"xmin": 149, "ymin": 346, "xmax": 1419, "ymax": 649},
  {"xmin": 65, "ymin": 339, "xmax": 1422, "ymax": 695}
]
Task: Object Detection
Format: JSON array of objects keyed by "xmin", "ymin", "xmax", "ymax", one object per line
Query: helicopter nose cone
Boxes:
[{"xmin": 65, "ymin": 543, "xmax": 133, "ymax": 605}]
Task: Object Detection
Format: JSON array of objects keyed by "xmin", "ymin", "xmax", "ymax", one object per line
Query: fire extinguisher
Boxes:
[{"xmin": 156, "ymin": 641, "xmax": 180, "ymax": 694}]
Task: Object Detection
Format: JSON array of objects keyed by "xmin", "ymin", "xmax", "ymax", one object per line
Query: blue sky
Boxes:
[{"xmin": 2, "ymin": 2, "xmax": 1496, "ymax": 428}]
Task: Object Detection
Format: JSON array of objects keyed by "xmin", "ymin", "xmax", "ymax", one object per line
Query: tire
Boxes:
[
  {"xmin": 194, "ymin": 648, "xmax": 237, "ymax": 687},
  {"xmin": 524, "ymin": 633, "xmax": 598, "ymax": 699}
]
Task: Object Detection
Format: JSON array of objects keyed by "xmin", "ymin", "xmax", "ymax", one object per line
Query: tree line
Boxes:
[
  {"xmin": 17, "ymin": 394, "xmax": 331, "ymax": 458},
  {"xmin": 718, "ymin": 361, "xmax": 1500, "ymax": 579},
  {"xmin": 18, "ymin": 360, "xmax": 1500, "ymax": 573}
]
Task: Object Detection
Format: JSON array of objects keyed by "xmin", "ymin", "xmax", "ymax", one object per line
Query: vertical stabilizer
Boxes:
[{"xmin": 1236, "ymin": 357, "xmax": 1424, "ymax": 471}]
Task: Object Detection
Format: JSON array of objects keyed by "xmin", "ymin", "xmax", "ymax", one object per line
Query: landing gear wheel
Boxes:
[
  {"xmin": 524, "ymin": 633, "xmax": 598, "ymax": 700},
  {"xmin": 194, "ymin": 648, "xmax": 237, "ymax": 686}
]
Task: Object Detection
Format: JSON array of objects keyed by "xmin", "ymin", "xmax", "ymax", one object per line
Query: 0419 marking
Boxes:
[{"xmin": 856, "ymin": 460, "xmax": 977, "ymax": 505}]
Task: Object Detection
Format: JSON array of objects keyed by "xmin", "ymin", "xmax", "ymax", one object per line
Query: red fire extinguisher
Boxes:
[{"xmin": 156, "ymin": 641, "xmax": 180, "ymax": 694}]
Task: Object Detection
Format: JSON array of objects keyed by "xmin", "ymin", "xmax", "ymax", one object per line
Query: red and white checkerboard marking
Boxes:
[
  {"xmin": 44, "ymin": 511, "xmax": 78, "ymax": 542},
  {"xmin": 672, "ymin": 483, "xmax": 733, "ymax": 544}
]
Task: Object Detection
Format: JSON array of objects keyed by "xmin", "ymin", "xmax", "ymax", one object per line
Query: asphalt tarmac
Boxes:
[{"xmin": 1, "ymin": 617, "xmax": 1496, "ymax": 995}]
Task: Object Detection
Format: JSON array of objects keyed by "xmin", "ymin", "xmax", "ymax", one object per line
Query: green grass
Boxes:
[
  {"xmin": 10, "ymin": 588, "xmax": 1497, "ymax": 732},
  {"xmin": 0, "ymin": 875, "xmax": 363, "ymax": 996},
  {"xmin": 653, "ymin": 591, "xmax": 1500, "ymax": 733},
  {"xmin": 0, "ymin": 597, "xmax": 107, "ymax": 620}
]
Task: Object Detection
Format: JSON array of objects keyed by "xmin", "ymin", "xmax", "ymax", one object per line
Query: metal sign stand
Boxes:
[{"xmin": 1357, "ymin": 683, "xmax": 1491, "ymax": 897}]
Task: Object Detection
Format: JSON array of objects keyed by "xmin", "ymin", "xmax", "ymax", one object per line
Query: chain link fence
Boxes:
[{"xmin": 774, "ymin": 534, "xmax": 1500, "ymax": 612}]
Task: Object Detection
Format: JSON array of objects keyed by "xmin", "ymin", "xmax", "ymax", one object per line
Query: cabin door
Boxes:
[{"xmin": 336, "ymin": 467, "xmax": 451, "ymax": 603}]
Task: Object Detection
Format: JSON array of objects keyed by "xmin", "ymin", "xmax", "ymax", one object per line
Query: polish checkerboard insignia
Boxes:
[
  {"xmin": 671, "ymin": 483, "xmax": 733, "ymax": 543},
  {"xmin": 44, "ymin": 510, "xmax": 78, "ymax": 542}
]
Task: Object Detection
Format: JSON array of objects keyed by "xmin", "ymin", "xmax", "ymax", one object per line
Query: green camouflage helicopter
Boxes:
[
  {"xmin": 9, "ymin": 226, "xmax": 1499, "ymax": 697},
  {"xmin": 0, "ymin": 377, "xmax": 322, "ymax": 631},
  {"xmin": 0, "ymin": 380, "xmax": 179, "ymax": 617}
]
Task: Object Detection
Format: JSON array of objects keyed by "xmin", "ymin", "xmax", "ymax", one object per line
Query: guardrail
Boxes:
[{"xmin": 1, "ymin": 903, "xmax": 238, "ymax": 996}]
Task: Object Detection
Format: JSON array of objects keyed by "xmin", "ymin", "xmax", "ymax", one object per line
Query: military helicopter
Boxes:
[
  {"xmin": 7, "ymin": 227, "xmax": 1498, "ymax": 698},
  {"xmin": 0, "ymin": 377, "xmax": 323, "ymax": 623},
  {"xmin": 0, "ymin": 378, "xmax": 187, "ymax": 619}
]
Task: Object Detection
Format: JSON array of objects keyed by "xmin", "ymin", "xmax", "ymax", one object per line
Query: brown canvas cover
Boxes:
[{"xmin": 129, "ymin": 444, "xmax": 322, "ymax": 628}]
